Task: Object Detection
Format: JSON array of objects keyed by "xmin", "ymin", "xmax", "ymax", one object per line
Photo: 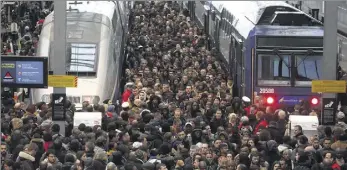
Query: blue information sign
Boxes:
[{"xmin": 1, "ymin": 56, "xmax": 48, "ymax": 88}]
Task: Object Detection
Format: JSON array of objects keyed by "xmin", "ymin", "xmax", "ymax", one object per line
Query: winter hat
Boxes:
[
  {"xmin": 64, "ymin": 153, "xmax": 76, "ymax": 163},
  {"xmin": 132, "ymin": 142, "xmax": 143, "ymax": 149},
  {"xmin": 41, "ymin": 119, "xmax": 53, "ymax": 129},
  {"xmin": 108, "ymin": 105, "xmax": 115, "ymax": 112}
]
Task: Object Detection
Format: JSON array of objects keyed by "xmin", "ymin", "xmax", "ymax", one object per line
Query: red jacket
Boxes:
[
  {"xmin": 44, "ymin": 141, "xmax": 52, "ymax": 152},
  {"xmin": 122, "ymin": 89, "xmax": 132, "ymax": 104},
  {"xmin": 106, "ymin": 112, "xmax": 113, "ymax": 118},
  {"xmin": 244, "ymin": 106, "xmax": 250, "ymax": 115},
  {"xmin": 332, "ymin": 163, "xmax": 341, "ymax": 170},
  {"xmin": 37, "ymin": 19, "xmax": 44, "ymax": 25},
  {"xmin": 244, "ymin": 106, "xmax": 258, "ymax": 116},
  {"xmin": 253, "ymin": 120, "xmax": 269, "ymax": 134}
]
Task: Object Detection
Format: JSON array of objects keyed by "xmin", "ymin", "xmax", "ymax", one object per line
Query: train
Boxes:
[
  {"xmin": 184, "ymin": 1, "xmax": 326, "ymax": 108},
  {"xmin": 31, "ymin": 1, "xmax": 131, "ymax": 107}
]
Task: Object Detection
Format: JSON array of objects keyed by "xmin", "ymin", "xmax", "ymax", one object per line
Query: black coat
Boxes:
[{"xmin": 267, "ymin": 126, "xmax": 283, "ymax": 143}]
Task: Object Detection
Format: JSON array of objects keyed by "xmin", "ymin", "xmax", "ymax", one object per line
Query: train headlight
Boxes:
[
  {"xmin": 266, "ymin": 97, "xmax": 274, "ymax": 105},
  {"xmin": 311, "ymin": 97, "xmax": 319, "ymax": 105}
]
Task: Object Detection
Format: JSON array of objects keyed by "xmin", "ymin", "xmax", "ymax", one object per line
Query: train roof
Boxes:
[
  {"xmin": 210, "ymin": 1, "xmax": 322, "ymax": 40},
  {"xmin": 253, "ymin": 26, "xmax": 324, "ymax": 37},
  {"xmin": 44, "ymin": 1, "xmax": 116, "ymax": 24},
  {"xmin": 66, "ymin": 1, "xmax": 116, "ymax": 21},
  {"xmin": 43, "ymin": 1, "xmax": 116, "ymax": 28},
  {"xmin": 212, "ymin": 1, "xmax": 303, "ymax": 24}
]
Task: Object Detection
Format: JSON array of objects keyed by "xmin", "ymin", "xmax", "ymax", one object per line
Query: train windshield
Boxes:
[
  {"xmin": 257, "ymin": 54, "xmax": 322, "ymax": 86},
  {"xmin": 295, "ymin": 55, "xmax": 322, "ymax": 86},
  {"xmin": 258, "ymin": 54, "xmax": 291, "ymax": 86},
  {"xmin": 66, "ymin": 43, "xmax": 97, "ymax": 73}
]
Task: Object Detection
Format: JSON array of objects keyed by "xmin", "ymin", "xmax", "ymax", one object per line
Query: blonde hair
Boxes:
[
  {"xmin": 309, "ymin": 111, "xmax": 317, "ymax": 116},
  {"xmin": 278, "ymin": 110, "xmax": 286, "ymax": 119},
  {"xmin": 228, "ymin": 113, "xmax": 237, "ymax": 120}
]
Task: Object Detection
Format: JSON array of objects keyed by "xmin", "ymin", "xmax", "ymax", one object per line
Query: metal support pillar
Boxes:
[
  {"xmin": 52, "ymin": 0, "xmax": 66, "ymax": 136},
  {"xmin": 321, "ymin": 1, "xmax": 339, "ymax": 125}
]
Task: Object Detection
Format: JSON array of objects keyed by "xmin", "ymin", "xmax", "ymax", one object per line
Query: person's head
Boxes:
[
  {"xmin": 219, "ymin": 143, "xmax": 229, "ymax": 154},
  {"xmin": 214, "ymin": 139, "xmax": 222, "ymax": 149},
  {"xmin": 294, "ymin": 125, "xmax": 302, "ymax": 136},
  {"xmin": 85, "ymin": 141, "xmax": 95, "ymax": 152},
  {"xmin": 323, "ymin": 138, "xmax": 332, "ymax": 149},
  {"xmin": 323, "ymin": 151, "xmax": 334, "ymax": 165},
  {"xmin": 199, "ymin": 161, "xmax": 207, "ymax": 170},
  {"xmin": 119, "ymin": 131, "xmax": 131, "ymax": 143},
  {"xmin": 174, "ymin": 108, "xmax": 181, "ymax": 119},
  {"xmin": 51, "ymin": 124, "xmax": 60, "ymax": 134},
  {"xmin": 1, "ymin": 143, "xmax": 7, "ymax": 154},
  {"xmin": 256, "ymin": 111, "xmax": 264, "ymax": 120},
  {"xmin": 46, "ymin": 150, "xmax": 56, "ymax": 163},
  {"xmin": 251, "ymin": 152, "xmax": 260, "ymax": 165},
  {"xmin": 215, "ymin": 110, "xmax": 222, "ymax": 119},
  {"xmin": 124, "ymin": 163, "xmax": 137, "ymax": 170},
  {"xmin": 237, "ymin": 164, "xmax": 248, "ymax": 170},
  {"xmin": 26, "ymin": 104, "xmax": 36, "ymax": 114},
  {"xmin": 278, "ymin": 110, "xmax": 286, "ymax": 120},
  {"xmin": 294, "ymin": 104, "xmax": 300, "ymax": 111},
  {"xmin": 265, "ymin": 106, "xmax": 273, "ymax": 114},
  {"xmin": 324, "ymin": 126, "xmax": 333, "ymax": 137},
  {"xmin": 228, "ymin": 113, "xmax": 237, "ymax": 123},
  {"xmin": 311, "ymin": 137, "xmax": 320, "ymax": 149},
  {"xmin": 273, "ymin": 161, "xmax": 281, "ymax": 170},
  {"xmin": 23, "ymin": 143, "xmax": 38, "ymax": 157},
  {"xmin": 157, "ymin": 163, "xmax": 168, "ymax": 170},
  {"xmin": 106, "ymin": 162, "xmax": 117, "ymax": 170},
  {"xmin": 3, "ymin": 159, "xmax": 13, "ymax": 170},
  {"xmin": 282, "ymin": 149, "xmax": 291, "ymax": 160}
]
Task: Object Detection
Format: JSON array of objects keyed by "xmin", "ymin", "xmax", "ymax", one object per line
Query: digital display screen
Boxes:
[{"xmin": 1, "ymin": 56, "xmax": 48, "ymax": 88}]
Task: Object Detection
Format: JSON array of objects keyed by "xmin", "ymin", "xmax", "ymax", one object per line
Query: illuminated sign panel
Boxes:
[{"xmin": 1, "ymin": 56, "xmax": 48, "ymax": 88}]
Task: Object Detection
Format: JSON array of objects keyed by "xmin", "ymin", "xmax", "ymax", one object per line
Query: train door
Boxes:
[
  {"xmin": 203, "ymin": 5, "xmax": 209, "ymax": 36},
  {"xmin": 233, "ymin": 41, "xmax": 244, "ymax": 98},
  {"xmin": 187, "ymin": 1, "xmax": 195, "ymax": 21},
  {"xmin": 212, "ymin": 12, "xmax": 220, "ymax": 48},
  {"xmin": 338, "ymin": 38, "xmax": 347, "ymax": 67},
  {"xmin": 230, "ymin": 38, "xmax": 238, "ymax": 97}
]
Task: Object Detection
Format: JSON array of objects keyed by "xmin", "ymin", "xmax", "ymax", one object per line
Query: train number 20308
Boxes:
[{"xmin": 259, "ymin": 88, "xmax": 275, "ymax": 94}]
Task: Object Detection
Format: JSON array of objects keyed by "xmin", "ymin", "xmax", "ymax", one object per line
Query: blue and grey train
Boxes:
[{"xmin": 185, "ymin": 1, "xmax": 325, "ymax": 108}]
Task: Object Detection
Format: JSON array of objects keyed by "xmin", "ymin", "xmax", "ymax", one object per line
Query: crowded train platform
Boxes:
[
  {"xmin": 1, "ymin": 1, "xmax": 52, "ymax": 56},
  {"xmin": 1, "ymin": 1, "xmax": 347, "ymax": 170}
]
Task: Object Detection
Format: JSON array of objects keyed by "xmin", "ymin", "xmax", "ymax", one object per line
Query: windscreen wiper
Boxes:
[
  {"xmin": 296, "ymin": 49, "xmax": 314, "ymax": 66},
  {"xmin": 273, "ymin": 49, "xmax": 290, "ymax": 68}
]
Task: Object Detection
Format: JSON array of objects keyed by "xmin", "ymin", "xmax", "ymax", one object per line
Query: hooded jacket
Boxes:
[{"xmin": 15, "ymin": 151, "xmax": 36, "ymax": 170}]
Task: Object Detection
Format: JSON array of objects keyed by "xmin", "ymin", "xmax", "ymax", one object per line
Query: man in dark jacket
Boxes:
[
  {"xmin": 133, "ymin": 149, "xmax": 147, "ymax": 170},
  {"xmin": 267, "ymin": 121, "xmax": 283, "ymax": 144}
]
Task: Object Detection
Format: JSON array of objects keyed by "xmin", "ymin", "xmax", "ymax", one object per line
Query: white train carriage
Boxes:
[{"xmin": 32, "ymin": 1, "xmax": 130, "ymax": 107}]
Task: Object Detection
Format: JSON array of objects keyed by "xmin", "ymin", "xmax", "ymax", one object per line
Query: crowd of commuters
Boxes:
[
  {"xmin": 1, "ymin": 1, "xmax": 52, "ymax": 56},
  {"xmin": 2, "ymin": 1, "xmax": 347, "ymax": 170}
]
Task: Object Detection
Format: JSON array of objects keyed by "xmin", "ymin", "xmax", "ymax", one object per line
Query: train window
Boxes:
[
  {"xmin": 66, "ymin": 43, "xmax": 97, "ymax": 72},
  {"xmin": 67, "ymin": 96, "xmax": 81, "ymax": 104},
  {"xmin": 41, "ymin": 94, "xmax": 50, "ymax": 103},
  {"xmin": 258, "ymin": 54, "xmax": 291, "ymax": 85},
  {"xmin": 222, "ymin": 19, "xmax": 226, "ymax": 32},
  {"xmin": 112, "ymin": 9, "xmax": 118, "ymax": 30},
  {"xmin": 295, "ymin": 55, "xmax": 322, "ymax": 82}
]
